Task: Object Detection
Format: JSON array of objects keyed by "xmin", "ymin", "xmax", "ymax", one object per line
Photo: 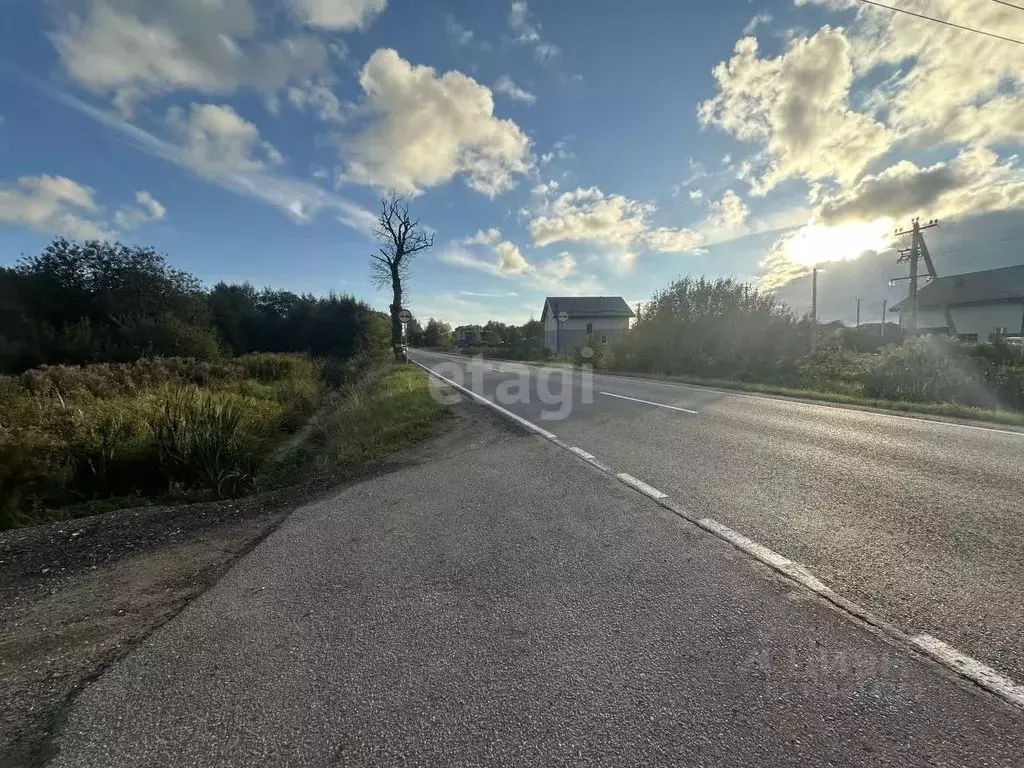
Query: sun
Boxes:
[{"xmin": 784, "ymin": 219, "xmax": 895, "ymax": 268}]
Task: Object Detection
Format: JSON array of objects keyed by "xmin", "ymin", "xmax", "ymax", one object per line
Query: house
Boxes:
[
  {"xmin": 890, "ymin": 264, "xmax": 1024, "ymax": 341},
  {"xmin": 541, "ymin": 296, "xmax": 635, "ymax": 355}
]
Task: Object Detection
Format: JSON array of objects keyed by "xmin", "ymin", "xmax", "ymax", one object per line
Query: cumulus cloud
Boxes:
[
  {"xmin": 528, "ymin": 185, "xmax": 750, "ymax": 260},
  {"xmin": 530, "ymin": 187, "xmax": 653, "ymax": 249},
  {"xmin": 805, "ymin": 0, "xmax": 1024, "ymax": 148},
  {"xmin": 493, "ymin": 75, "xmax": 536, "ymax": 104},
  {"xmin": 290, "ymin": 0, "xmax": 387, "ymax": 30},
  {"xmin": 820, "ymin": 148, "xmax": 1024, "ymax": 226},
  {"xmin": 0, "ymin": 174, "xmax": 111, "ymax": 239},
  {"xmin": 342, "ymin": 49, "xmax": 533, "ymax": 196},
  {"xmin": 52, "ymin": 0, "xmax": 329, "ymax": 112},
  {"xmin": 114, "ymin": 190, "xmax": 167, "ymax": 229},
  {"xmin": 496, "ymin": 241, "xmax": 529, "ymax": 273},
  {"xmin": 167, "ymin": 103, "xmax": 283, "ymax": 175},
  {"xmin": 699, "ymin": 29, "xmax": 893, "ymax": 194}
]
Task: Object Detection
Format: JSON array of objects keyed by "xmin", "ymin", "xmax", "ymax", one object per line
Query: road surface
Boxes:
[
  {"xmin": 411, "ymin": 349, "xmax": 1024, "ymax": 686},
  {"xmin": 53, "ymin": 401, "xmax": 1024, "ymax": 766}
]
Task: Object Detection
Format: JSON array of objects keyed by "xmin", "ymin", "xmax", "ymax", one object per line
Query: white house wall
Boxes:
[
  {"xmin": 905, "ymin": 304, "xmax": 1024, "ymax": 338},
  {"xmin": 544, "ymin": 315, "xmax": 630, "ymax": 354}
]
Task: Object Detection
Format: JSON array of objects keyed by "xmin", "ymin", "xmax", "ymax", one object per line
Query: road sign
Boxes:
[
  {"xmin": 398, "ymin": 308, "xmax": 412, "ymax": 324},
  {"xmin": 556, "ymin": 310, "xmax": 569, "ymax": 324}
]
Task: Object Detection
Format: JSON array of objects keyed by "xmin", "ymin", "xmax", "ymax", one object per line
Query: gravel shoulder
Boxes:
[{"xmin": 0, "ymin": 402, "xmax": 479, "ymax": 767}]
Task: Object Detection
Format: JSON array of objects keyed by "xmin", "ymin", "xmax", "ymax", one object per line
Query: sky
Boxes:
[{"xmin": 1, "ymin": 0, "xmax": 1023, "ymax": 327}]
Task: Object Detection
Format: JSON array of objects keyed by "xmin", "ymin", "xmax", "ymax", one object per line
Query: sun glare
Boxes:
[{"xmin": 784, "ymin": 219, "xmax": 894, "ymax": 268}]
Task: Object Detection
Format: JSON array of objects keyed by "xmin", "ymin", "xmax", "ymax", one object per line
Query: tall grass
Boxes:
[{"xmin": 0, "ymin": 353, "xmax": 323, "ymax": 529}]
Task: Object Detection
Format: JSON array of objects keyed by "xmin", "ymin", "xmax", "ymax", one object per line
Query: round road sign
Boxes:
[
  {"xmin": 398, "ymin": 308, "xmax": 413, "ymax": 324},
  {"xmin": 556, "ymin": 310, "xmax": 569, "ymax": 324}
]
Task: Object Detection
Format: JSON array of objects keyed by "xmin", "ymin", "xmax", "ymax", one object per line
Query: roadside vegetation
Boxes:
[
  {"xmin": 424, "ymin": 276, "xmax": 1024, "ymax": 423},
  {"xmin": 0, "ymin": 237, "xmax": 449, "ymax": 530}
]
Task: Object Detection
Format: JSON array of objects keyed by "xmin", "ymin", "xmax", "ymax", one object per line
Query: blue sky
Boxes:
[{"xmin": 2, "ymin": 0, "xmax": 1023, "ymax": 326}]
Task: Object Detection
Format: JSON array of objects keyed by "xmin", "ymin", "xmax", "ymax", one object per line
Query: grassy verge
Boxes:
[
  {"xmin": 260, "ymin": 363, "xmax": 451, "ymax": 487},
  {"xmin": 452, "ymin": 352, "xmax": 1024, "ymax": 428},
  {"xmin": 1, "ymin": 357, "xmax": 451, "ymax": 530}
]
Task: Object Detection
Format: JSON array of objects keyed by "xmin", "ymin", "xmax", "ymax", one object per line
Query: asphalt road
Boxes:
[
  {"xmin": 410, "ymin": 349, "xmax": 1024, "ymax": 685},
  {"xmin": 53, "ymin": 401, "xmax": 1024, "ymax": 766}
]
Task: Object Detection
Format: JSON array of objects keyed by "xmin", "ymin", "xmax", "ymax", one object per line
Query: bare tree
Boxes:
[{"xmin": 369, "ymin": 194, "xmax": 434, "ymax": 361}]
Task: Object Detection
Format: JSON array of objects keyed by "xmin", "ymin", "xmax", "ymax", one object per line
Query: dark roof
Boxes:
[
  {"xmin": 542, "ymin": 296, "xmax": 635, "ymax": 318},
  {"xmin": 891, "ymin": 264, "xmax": 1024, "ymax": 312}
]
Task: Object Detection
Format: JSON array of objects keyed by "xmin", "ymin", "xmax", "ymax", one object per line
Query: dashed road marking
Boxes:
[
  {"xmin": 616, "ymin": 473, "xmax": 668, "ymax": 499},
  {"xmin": 600, "ymin": 391, "xmax": 698, "ymax": 414}
]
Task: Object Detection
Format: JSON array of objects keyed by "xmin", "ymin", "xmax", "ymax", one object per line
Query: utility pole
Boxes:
[
  {"xmin": 811, "ymin": 267, "xmax": 819, "ymax": 352},
  {"xmin": 894, "ymin": 217, "xmax": 940, "ymax": 334},
  {"xmin": 881, "ymin": 299, "xmax": 887, "ymax": 337},
  {"xmin": 856, "ymin": 297, "xmax": 861, "ymax": 328}
]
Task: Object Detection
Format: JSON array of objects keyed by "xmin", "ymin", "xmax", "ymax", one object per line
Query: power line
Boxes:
[
  {"xmin": 853, "ymin": 0, "xmax": 1024, "ymax": 46},
  {"xmin": 988, "ymin": 0, "xmax": 1024, "ymax": 12}
]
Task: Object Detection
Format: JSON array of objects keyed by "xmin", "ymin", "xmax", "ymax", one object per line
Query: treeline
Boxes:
[{"xmin": 0, "ymin": 239, "xmax": 389, "ymax": 375}]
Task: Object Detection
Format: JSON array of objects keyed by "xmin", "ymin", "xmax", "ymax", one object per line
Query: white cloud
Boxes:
[
  {"xmin": 286, "ymin": 78, "xmax": 348, "ymax": 123},
  {"xmin": 509, "ymin": 1, "xmax": 560, "ymax": 62},
  {"xmin": 496, "ymin": 241, "xmax": 529, "ymax": 274},
  {"xmin": 442, "ymin": 230, "xmax": 597, "ymax": 292},
  {"xmin": 342, "ymin": 49, "xmax": 533, "ymax": 196},
  {"xmin": 529, "ymin": 187, "xmax": 653, "ymax": 249},
  {"xmin": 290, "ymin": 0, "xmax": 387, "ymax": 30},
  {"xmin": 493, "ymin": 75, "xmax": 536, "ymax": 104},
  {"xmin": 819, "ymin": 147, "xmax": 1024, "ymax": 226},
  {"xmin": 446, "ymin": 16, "xmax": 475, "ymax": 46},
  {"xmin": 806, "ymin": 0, "xmax": 1024, "ymax": 149},
  {"xmin": 53, "ymin": 87, "xmax": 376, "ymax": 231},
  {"xmin": 0, "ymin": 174, "xmax": 111, "ymax": 240},
  {"xmin": 167, "ymin": 103, "xmax": 283, "ymax": 175},
  {"xmin": 689, "ymin": 189, "xmax": 704, "ymax": 201},
  {"xmin": 52, "ymin": 0, "xmax": 329, "ymax": 112},
  {"xmin": 699, "ymin": 29, "xmax": 893, "ymax": 194},
  {"xmin": 528, "ymin": 185, "xmax": 750, "ymax": 258},
  {"xmin": 462, "ymin": 228, "xmax": 502, "ymax": 246},
  {"xmin": 114, "ymin": 190, "xmax": 167, "ymax": 229},
  {"xmin": 743, "ymin": 12, "xmax": 773, "ymax": 36}
]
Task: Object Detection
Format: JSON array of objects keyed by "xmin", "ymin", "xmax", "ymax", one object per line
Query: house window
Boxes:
[
  {"xmin": 586, "ymin": 322, "xmax": 593, "ymax": 335},
  {"xmin": 601, "ymin": 334, "xmax": 608, "ymax": 344},
  {"xmin": 994, "ymin": 326, "xmax": 1008, "ymax": 336}
]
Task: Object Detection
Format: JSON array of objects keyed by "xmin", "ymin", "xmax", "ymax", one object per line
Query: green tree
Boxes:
[{"xmin": 423, "ymin": 318, "xmax": 453, "ymax": 347}]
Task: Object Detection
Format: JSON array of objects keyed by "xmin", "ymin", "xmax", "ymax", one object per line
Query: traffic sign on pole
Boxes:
[{"xmin": 398, "ymin": 308, "xmax": 412, "ymax": 324}]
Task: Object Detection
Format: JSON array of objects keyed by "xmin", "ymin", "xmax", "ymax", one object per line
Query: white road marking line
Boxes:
[
  {"xmin": 911, "ymin": 635, "xmax": 1024, "ymax": 709},
  {"xmin": 412, "ymin": 362, "xmax": 558, "ymax": 442},
  {"xmin": 697, "ymin": 518, "xmax": 830, "ymax": 593},
  {"xmin": 616, "ymin": 473, "xmax": 668, "ymax": 500},
  {"xmin": 569, "ymin": 447, "xmax": 595, "ymax": 460},
  {"xmin": 600, "ymin": 391, "xmax": 698, "ymax": 414}
]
